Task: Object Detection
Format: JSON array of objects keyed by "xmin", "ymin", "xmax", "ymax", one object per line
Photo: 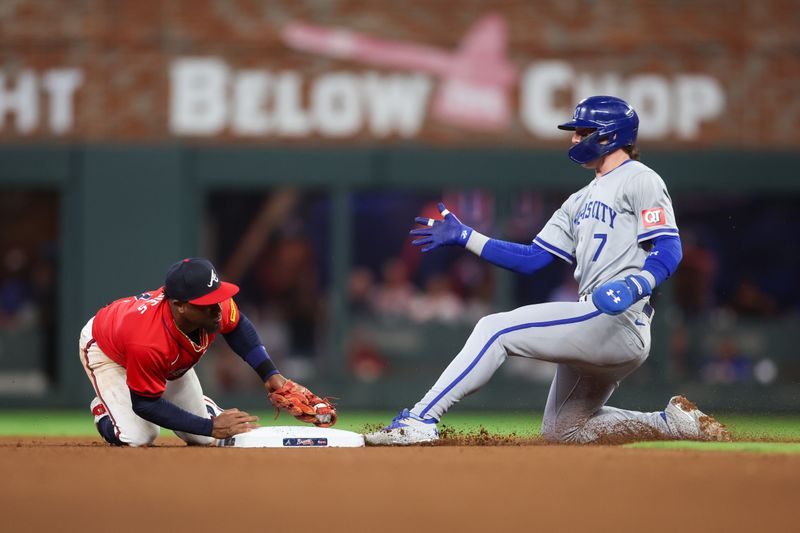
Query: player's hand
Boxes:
[
  {"xmin": 592, "ymin": 274, "xmax": 652, "ymax": 315},
  {"xmin": 269, "ymin": 379, "xmax": 337, "ymax": 427},
  {"xmin": 210, "ymin": 408, "xmax": 259, "ymax": 439},
  {"xmin": 410, "ymin": 202, "xmax": 473, "ymax": 252}
]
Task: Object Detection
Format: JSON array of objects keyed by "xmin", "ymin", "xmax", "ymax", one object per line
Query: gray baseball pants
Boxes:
[{"xmin": 410, "ymin": 299, "xmax": 672, "ymax": 443}]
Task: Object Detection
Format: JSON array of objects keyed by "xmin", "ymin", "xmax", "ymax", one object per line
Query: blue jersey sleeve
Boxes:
[{"xmin": 480, "ymin": 239, "xmax": 555, "ymax": 275}]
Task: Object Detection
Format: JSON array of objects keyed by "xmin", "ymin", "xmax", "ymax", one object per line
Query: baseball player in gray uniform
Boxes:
[{"xmin": 366, "ymin": 95, "xmax": 730, "ymax": 445}]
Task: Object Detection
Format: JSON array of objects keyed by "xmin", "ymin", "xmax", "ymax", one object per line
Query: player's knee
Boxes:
[
  {"xmin": 541, "ymin": 417, "xmax": 582, "ymax": 444},
  {"xmin": 125, "ymin": 437, "xmax": 156, "ymax": 447},
  {"xmin": 543, "ymin": 427, "xmax": 584, "ymax": 444},
  {"xmin": 122, "ymin": 427, "xmax": 160, "ymax": 447},
  {"xmin": 474, "ymin": 312, "xmax": 506, "ymax": 335},
  {"xmin": 179, "ymin": 433, "xmax": 215, "ymax": 446},
  {"xmin": 474, "ymin": 315, "xmax": 492, "ymax": 333}
]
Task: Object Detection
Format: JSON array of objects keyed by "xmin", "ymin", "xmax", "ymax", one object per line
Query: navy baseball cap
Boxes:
[{"xmin": 163, "ymin": 258, "xmax": 239, "ymax": 305}]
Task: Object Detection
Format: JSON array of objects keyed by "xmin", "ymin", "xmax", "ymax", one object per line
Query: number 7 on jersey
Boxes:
[{"xmin": 592, "ymin": 233, "xmax": 607, "ymax": 262}]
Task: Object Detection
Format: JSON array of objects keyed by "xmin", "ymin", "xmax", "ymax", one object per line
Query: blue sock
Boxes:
[{"xmin": 97, "ymin": 416, "xmax": 124, "ymax": 445}]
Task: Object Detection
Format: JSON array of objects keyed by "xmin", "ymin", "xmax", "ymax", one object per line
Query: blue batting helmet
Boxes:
[{"xmin": 558, "ymin": 95, "xmax": 639, "ymax": 164}]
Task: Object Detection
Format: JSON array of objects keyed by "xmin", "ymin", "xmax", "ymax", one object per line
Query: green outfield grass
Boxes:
[
  {"xmin": 2, "ymin": 411, "xmax": 799, "ymax": 453},
  {"xmin": 0, "ymin": 410, "xmax": 543, "ymax": 437}
]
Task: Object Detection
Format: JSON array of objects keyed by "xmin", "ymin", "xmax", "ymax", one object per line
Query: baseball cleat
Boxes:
[
  {"xmin": 364, "ymin": 409, "xmax": 439, "ymax": 445},
  {"xmin": 664, "ymin": 396, "xmax": 731, "ymax": 442},
  {"xmin": 90, "ymin": 397, "xmax": 109, "ymax": 426}
]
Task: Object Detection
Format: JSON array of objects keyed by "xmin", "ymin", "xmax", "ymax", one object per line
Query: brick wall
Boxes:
[{"xmin": 0, "ymin": 0, "xmax": 798, "ymax": 146}]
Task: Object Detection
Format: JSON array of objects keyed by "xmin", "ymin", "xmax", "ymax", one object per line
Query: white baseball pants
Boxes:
[{"xmin": 79, "ymin": 317, "xmax": 215, "ymax": 447}]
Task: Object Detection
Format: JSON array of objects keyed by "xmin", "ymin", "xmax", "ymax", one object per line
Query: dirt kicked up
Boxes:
[{"xmin": 1, "ymin": 437, "xmax": 797, "ymax": 533}]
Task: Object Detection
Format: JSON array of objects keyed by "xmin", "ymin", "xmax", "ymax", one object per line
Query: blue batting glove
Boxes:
[
  {"xmin": 591, "ymin": 274, "xmax": 652, "ymax": 315},
  {"xmin": 409, "ymin": 202, "xmax": 473, "ymax": 253}
]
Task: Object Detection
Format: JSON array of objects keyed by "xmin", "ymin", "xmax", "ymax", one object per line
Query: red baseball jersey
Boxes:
[{"xmin": 91, "ymin": 287, "xmax": 240, "ymax": 397}]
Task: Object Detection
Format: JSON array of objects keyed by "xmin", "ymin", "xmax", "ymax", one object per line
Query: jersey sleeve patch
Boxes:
[
  {"xmin": 229, "ymin": 299, "xmax": 238, "ymax": 323},
  {"xmin": 641, "ymin": 207, "xmax": 666, "ymax": 228},
  {"xmin": 220, "ymin": 298, "xmax": 241, "ymax": 334}
]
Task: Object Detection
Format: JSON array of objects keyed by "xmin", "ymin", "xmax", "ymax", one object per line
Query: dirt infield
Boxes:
[{"xmin": 1, "ymin": 437, "xmax": 797, "ymax": 533}]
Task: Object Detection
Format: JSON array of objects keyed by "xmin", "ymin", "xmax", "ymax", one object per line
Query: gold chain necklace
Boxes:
[{"xmin": 176, "ymin": 324, "xmax": 209, "ymax": 353}]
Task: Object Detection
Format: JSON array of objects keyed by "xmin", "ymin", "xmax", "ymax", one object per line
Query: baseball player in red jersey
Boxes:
[{"xmin": 81, "ymin": 258, "xmax": 336, "ymax": 446}]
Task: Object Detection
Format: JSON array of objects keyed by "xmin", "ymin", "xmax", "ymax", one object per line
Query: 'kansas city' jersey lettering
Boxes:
[
  {"xmin": 573, "ymin": 199, "xmax": 618, "ymax": 228},
  {"xmin": 535, "ymin": 159, "xmax": 679, "ymax": 296}
]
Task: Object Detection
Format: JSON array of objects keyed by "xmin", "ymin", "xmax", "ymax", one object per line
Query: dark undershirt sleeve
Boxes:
[
  {"xmin": 223, "ymin": 313, "xmax": 279, "ymax": 381},
  {"xmin": 130, "ymin": 390, "xmax": 214, "ymax": 436}
]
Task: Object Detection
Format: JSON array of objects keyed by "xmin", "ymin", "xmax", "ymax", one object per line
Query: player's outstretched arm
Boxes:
[
  {"xmin": 222, "ymin": 313, "xmax": 336, "ymax": 427},
  {"xmin": 130, "ymin": 391, "xmax": 258, "ymax": 438},
  {"xmin": 473, "ymin": 239, "xmax": 555, "ymax": 275},
  {"xmin": 410, "ymin": 201, "xmax": 556, "ymax": 275}
]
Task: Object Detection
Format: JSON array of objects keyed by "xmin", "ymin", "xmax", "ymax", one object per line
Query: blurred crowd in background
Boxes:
[
  {"xmin": 198, "ymin": 188, "xmax": 799, "ymax": 391},
  {"xmin": 0, "ymin": 191, "xmax": 58, "ymax": 392},
  {"xmin": 1, "ymin": 188, "xmax": 797, "ymax": 393}
]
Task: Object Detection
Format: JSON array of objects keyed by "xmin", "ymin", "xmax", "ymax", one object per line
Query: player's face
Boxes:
[
  {"xmin": 572, "ymin": 127, "xmax": 595, "ymax": 142},
  {"xmin": 181, "ymin": 302, "xmax": 223, "ymax": 333}
]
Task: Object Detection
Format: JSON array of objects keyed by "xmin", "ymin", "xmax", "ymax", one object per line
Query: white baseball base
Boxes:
[{"xmin": 218, "ymin": 426, "xmax": 365, "ymax": 448}]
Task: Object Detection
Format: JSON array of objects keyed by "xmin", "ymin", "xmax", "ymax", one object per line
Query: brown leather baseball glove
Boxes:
[{"xmin": 268, "ymin": 379, "xmax": 337, "ymax": 427}]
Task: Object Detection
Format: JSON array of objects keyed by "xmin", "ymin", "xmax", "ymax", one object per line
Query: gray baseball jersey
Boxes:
[
  {"xmin": 407, "ymin": 159, "xmax": 682, "ymax": 443},
  {"xmin": 534, "ymin": 159, "xmax": 679, "ymax": 296}
]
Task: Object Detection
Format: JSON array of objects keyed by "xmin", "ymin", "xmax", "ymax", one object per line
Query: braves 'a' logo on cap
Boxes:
[
  {"xmin": 207, "ymin": 268, "xmax": 219, "ymax": 288},
  {"xmin": 641, "ymin": 208, "xmax": 666, "ymax": 228}
]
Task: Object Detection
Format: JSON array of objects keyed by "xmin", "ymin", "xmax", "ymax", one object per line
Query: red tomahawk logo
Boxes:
[{"xmin": 282, "ymin": 13, "xmax": 517, "ymax": 131}]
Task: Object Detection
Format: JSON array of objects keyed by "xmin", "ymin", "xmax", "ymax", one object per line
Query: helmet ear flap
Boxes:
[
  {"xmin": 568, "ymin": 130, "xmax": 605, "ymax": 164},
  {"xmin": 569, "ymin": 121, "xmax": 637, "ymax": 164}
]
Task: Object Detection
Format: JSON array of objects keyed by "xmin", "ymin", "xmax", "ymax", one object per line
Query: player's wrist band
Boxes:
[
  {"xmin": 465, "ymin": 230, "xmax": 489, "ymax": 255},
  {"xmin": 638, "ymin": 270, "xmax": 657, "ymax": 291},
  {"xmin": 255, "ymin": 359, "xmax": 280, "ymax": 381}
]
